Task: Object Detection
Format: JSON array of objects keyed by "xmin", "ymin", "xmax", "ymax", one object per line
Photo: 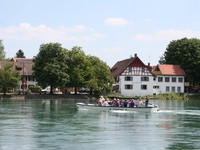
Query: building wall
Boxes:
[
  {"xmin": 153, "ymin": 75, "xmax": 185, "ymax": 95},
  {"xmin": 119, "ymin": 75, "xmax": 154, "ymax": 97},
  {"xmin": 118, "ymin": 75, "xmax": 185, "ymax": 96}
]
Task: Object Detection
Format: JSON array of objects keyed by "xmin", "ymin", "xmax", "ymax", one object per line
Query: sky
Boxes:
[{"xmin": 0, "ymin": 0, "xmax": 200, "ymax": 67}]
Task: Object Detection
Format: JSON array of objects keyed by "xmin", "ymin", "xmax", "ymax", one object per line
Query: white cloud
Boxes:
[
  {"xmin": 133, "ymin": 29, "xmax": 200, "ymax": 41},
  {"xmin": 105, "ymin": 18, "xmax": 130, "ymax": 26},
  {"xmin": 0, "ymin": 23, "xmax": 106, "ymax": 42}
]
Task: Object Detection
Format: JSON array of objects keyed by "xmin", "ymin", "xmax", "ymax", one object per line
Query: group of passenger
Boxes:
[{"xmin": 97, "ymin": 96, "xmax": 149, "ymax": 107}]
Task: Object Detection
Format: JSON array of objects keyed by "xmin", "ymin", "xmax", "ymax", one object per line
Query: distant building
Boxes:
[
  {"xmin": 111, "ymin": 54, "xmax": 186, "ymax": 97},
  {"xmin": 152, "ymin": 64, "xmax": 186, "ymax": 95},
  {"xmin": 0, "ymin": 58, "xmax": 37, "ymax": 90}
]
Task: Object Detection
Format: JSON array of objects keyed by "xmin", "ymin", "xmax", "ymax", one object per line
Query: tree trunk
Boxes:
[
  {"xmin": 50, "ymin": 85, "xmax": 53, "ymax": 94},
  {"xmin": 3, "ymin": 88, "xmax": 6, "ymax": 95},
  {"xmin": 75, "ymin": 87, "xmax": 77, "ymax": 95}
]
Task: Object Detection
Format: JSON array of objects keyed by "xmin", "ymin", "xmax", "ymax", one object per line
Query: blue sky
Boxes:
[{"xmin": 1, "ymin": 0, "xmax": 200, "ymax": 67}]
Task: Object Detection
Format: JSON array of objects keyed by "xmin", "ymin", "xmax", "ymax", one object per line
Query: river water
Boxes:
[{"xmin": 0, "ymin": 99, "xmax": 200, "ymax": 150}]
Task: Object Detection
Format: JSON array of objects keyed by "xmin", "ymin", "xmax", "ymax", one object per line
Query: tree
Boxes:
[
  {"xmin": 0, "ymin": 40, "xmax": 5, "ymax": 61},
  {"xmin": 162, "ymin": 38, "xmax": 200, "ymax": 85},
  {"xmin": 85, "ymin": 56, "xmax": 114, "ymax": 95},
  {"xmin": 16, "ymin": 49, "xmax": 25, "ymax": 58},
  {"xmin": 33, "ymin": 43, "xmax": 69, "ymax": 94},
  {"xmin": 65, "ymin": 46, "xmax": 89, "ymax": 94},
  {"xmin": 0, "ymin": 63, "xmax": 20, "ymax": 95}
]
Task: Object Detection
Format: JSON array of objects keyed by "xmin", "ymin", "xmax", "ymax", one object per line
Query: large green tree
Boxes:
[
  {"xmin": 65, "ymin": 46, "xmax": 89, "ymax": 94},
  {"xmin": 33, "ymin": 43, "xmax": 69, "ymax": 94},
  {"xmin": 161, "ymin": 38, "xmax": 200, "ymax": 85},
  {"xmin": 0, "ymin": 63, "xmax": 20, "ymax": 95},
  {"xmin": 0, "ymin": 40, "xmax": 5, "ymax": 61},
  {"xmin": 85, "ymin": 56, "xmax": 114, "ymax": 95},
  {"xmin": 16, "ymin": 49, "xmax": 25, "ymax": 58}
]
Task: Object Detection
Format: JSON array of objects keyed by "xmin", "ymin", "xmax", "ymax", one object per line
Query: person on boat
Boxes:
[
  {"xmin": 123, "ymin": 100, "xmax": 128, "ymax": 107},
  {"xmin": 138, "ymin": 98, "xmax": 143, "ymax": 107},
  {"xmin": 112, "ymin": 98, "xmax": 117, "ymax": 106},
  {"xmin": 98, "ymin": 96, "xmax": 105, "ymax": 106},
  {"xmin": 145, "ymin": 96, "xmax": 149, "ymax": 107},
  {"xmin": 129, "ymin": 99, "xmax": 135, "ymax": 108},
  {"xmin": 116, "ymin": 99, "xmax": 120, "ymax": 107},
  {"xmin": 102, "ymin": 98, "xmax": 110, "ymax": 106}
]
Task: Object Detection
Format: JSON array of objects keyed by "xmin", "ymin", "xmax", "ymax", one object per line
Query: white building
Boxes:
[
  {"xmin": 111, "ymin": 54, "xmax": 186, "ymax": 97},
  {"xmin": 152, "ymin": 64, "xmax": 185, "ymax": 95}
]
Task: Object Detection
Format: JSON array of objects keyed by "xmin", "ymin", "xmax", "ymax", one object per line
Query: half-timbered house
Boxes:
[{"xmin": 111, "ymin": 54, "xmax": 186, "ymax": 96}]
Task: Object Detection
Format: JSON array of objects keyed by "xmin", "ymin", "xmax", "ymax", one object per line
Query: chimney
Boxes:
[
  {"xmin": 148, "ymin": 63, "xmax": 150, "ymax": 66},
  {"xmin": 134, "ymin": 53, "xmax": 137, "ymax": 58}
]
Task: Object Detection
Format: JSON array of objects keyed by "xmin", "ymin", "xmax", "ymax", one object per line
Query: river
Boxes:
[{"xmin": 0, "ymin": 99, "xmax": 200, "ymax": 150}]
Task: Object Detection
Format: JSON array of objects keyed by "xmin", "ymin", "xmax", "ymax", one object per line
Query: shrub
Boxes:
[{"xmin": 29, "ymin": 86, "xmax": 41, "ymax": 93}]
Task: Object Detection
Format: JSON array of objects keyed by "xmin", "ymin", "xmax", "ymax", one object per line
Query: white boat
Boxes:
[{"xmin": 76, "ymin": 103, "xmax": 159, "ymax": 113}]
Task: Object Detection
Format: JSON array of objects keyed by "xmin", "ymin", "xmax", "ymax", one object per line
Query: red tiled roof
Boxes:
[
  {"xmin": 11, "ymin": 58, "xmax": 33, "ymax": 62},
  {"xmin": 154, "ymin": 64, "xmax": 186, "ymax": 76},
  {"xmin": 111, "ymin": 57, "xmax": 134, "ymax": 77}
]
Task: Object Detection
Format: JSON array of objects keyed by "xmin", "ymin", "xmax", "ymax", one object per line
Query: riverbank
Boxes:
[
  {"xmin": 0, "ymin": 94, "xmax": 97, "ymax": 100},
  {"xmin": 1, "ymin": 93, "xmax": 199, "ymax": 100}
]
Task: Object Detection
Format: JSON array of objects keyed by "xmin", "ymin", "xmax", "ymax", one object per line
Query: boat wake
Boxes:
[
  {"xmin": 109, "ymin": 110, "xmax": 137, "ymax": 113},
  {"xmin": 155, "ymin": 110, "xmax": 200, "ymax": 116}
]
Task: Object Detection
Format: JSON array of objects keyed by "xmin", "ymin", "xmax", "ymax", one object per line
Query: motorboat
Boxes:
[{"xmin": 76, "ymin": 103, "xmax": 159, "ymax": 113}]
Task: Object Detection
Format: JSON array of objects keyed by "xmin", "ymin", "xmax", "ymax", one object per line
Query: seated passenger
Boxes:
[
  {"xmin": 102, "ymin": 99, "xmax": 110, "ymax": 106},
  {"xmin": 129, "ymin": 100, "xmax": 135, "ymax": 108},
  {"xmin": 123, "ymin": 100, "xmax": 128, "ymax": 107},
  {"xmin": 98, "ymin": 96, "xmax": 105, "ymax": 106}
]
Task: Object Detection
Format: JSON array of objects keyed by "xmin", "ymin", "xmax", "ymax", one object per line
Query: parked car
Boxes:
[
  {"xmin": 41, "ymin": 86, "xmax": 51, "ymax": 94},
  {"xmin": 78, "ymin": 88, "xmax": 90, "ymax": 93}
]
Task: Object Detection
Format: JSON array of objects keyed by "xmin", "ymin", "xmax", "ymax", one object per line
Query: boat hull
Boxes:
[{"xmin": 76, "ymin": 103, "xmax": 159, "ymax": 113}]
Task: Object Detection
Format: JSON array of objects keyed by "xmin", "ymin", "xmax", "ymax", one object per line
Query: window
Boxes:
[
  {"xmin": 128, "ymin": 67, "xmax": 132, "ymax": 72},
  {"xmin": 172, "ymin": 77, "xmax": 176, "ymax": 82},
  {"xmin": 153, "ymin": 86, "xmax": 159, "ymax": 89},
  {"xmin": 142, "ymin": 67, "xmax": 145, "ymax": 72},
  {"xmin": 166, "ymin": 86, "xmax": 170, "ymax": 92},
  {"xmin": 177, "ymin": 87, "xmax": 181, "ymax": 92},
  {"xmin": 178, "ymin": 77, "xmax": 183, "ymax": 82},
  {"xmin": 158, "ymin": 77, "xmax": 163, "ymax": 82},
  {"xmin": 153, "ymin": 77, "xmax": 156, "ymax": 81},
  {"xmin": 124, "ymin": 76, "xmax": 133, "ymax": 81},
  {"xmin": 165, "ymin": 77, "xmax": 170, "ymax": 82},
  {"xmin": 141, "ymin": 85, "xmax": 147, "ymax": 90},
  {"xmin": 171, "ymin": 86, "xmax": 175, "ymax": 92},
  {"xmin": 125, "ymin": 84, "xmax": 133, "ymax": 89},
  {"xmin": 141, "ymin": 76, "xmax": 149, "ymax": 81}
]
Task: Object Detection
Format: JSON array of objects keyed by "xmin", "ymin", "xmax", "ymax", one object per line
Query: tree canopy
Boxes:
[
  {"xmin": 85, "ymin": 55, "xmax": 114, "ymax": 94},
  {"xmin": 161, "ymin": 38, "xmax": 200, "ymax": 85},
  {"xmin": 0, "ymin": 40, "xmax": 5, "ymax": 61},
  {"xmin": 0, "ymin": 63, "xmax": 20, "ymax": 95},
  {"xmin": 33, "ymin": 43, "xmax": 114, "ymax": 95},
  {"xmin": 16, "ymin": 49, "xmax": 25, "ymax": 58},
  {"xmin": 33, "ymin": 43, "xmax": 69, "ymax": 93},
  {"xmin": 65, "ymin": 46, "xmax": 89, "ymax": 94}
]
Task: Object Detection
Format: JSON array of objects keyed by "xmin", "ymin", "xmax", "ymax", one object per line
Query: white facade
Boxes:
[
  {"xmin": 118, "ymin": 70, "xmax": 185, "ymax": 97},
  {"xmin": 119, "ymin": 66, "xmax": 154, "ymax": 97},
  {"xmin": 153, "ymin": 75, "xmax": 185, "ymax": 95},
  {"xmin": 119, "ymin": 75, "xmax": 154, "ymax": 96}
]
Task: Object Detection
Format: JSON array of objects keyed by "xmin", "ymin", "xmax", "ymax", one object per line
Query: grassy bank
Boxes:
[
  {"xmin": 106, "ymin": 93, "xmax": 189, "ymax": 100},
  {"xmin": 151, "ymin": 93, "xmax": 189, "ymax": 100}
]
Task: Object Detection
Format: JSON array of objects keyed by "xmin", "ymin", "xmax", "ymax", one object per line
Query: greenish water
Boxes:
[{"xmin": 0, "ymin": 99, "xmax": 200, "ymax": 150}]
